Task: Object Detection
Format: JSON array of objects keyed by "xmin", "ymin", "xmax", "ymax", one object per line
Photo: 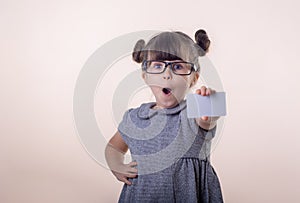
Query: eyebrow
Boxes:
[{"xmin": 153, "ymin": 60, "xmax": 185, "ymax": 62}]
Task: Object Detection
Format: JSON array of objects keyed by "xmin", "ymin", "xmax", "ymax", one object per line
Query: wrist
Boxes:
[{"xmin": 196, "ymin": 116, "xmax": 219, "ymax": 130}]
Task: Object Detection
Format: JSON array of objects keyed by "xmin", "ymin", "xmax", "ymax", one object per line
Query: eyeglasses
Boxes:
[{"xmin": 142, "ymin": 60, "xmax": 196, "ymax": 75}]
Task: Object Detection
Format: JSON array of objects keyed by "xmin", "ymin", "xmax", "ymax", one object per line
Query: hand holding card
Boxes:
[{"xmin": 187, "ymin": 92, "xmax": 227, "ymax": 118}]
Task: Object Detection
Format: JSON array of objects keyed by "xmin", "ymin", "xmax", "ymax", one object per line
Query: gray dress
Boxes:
[{"xmin": 118, "ymin": 100, "xmax": 224, "ymax": 203}]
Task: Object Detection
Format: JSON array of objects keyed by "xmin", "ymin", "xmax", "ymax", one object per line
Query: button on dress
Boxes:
[{"xmin": 118, "ymin": 100, "xmax": 224, "ymax": 203}]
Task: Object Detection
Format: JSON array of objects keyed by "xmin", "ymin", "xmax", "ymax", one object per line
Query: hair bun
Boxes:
[
  {"xmin": 195, "ymin": 29, "xmax": 211, "ymax": 56},
  {"xmin": 132, "ymin": 39, "xmax": 145, "ymax": 63}
]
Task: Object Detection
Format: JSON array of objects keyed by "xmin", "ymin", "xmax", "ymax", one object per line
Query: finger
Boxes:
[
  {"xmin": 128, "ymin": 167, "xmax": 138, "ymax": 174},
  {"xmin": 128, "ymin": 161, "xmax": 138, "ymax": 167},
  {"xmin": 206, "ymin": 88, "xmax": 217, "ymax": 96},
  {"xmin": 206, "ymin": 88, "xmax": 211, "ymax": 95},
  {"xmin": 195, "ymin": 89, "xmax": 201, "ymax": 94},
  {"xmin": 126, "ymin": 173, "xmax": 138, "ymax": 178},
  {"xmin": 200, "ymin": 86, "xmax": 206, "ymax": 96},
  {"xmin": 121, "ymin": 177, "xmax": 132, "ymax": 185}
]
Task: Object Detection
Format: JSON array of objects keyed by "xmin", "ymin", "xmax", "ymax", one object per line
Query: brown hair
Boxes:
[{"xmin": 132, "ymin": 29, "xmax": 211, "ymax": 72}]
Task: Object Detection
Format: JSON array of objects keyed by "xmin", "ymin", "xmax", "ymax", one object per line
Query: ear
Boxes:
[
  {"xmin": 141, "ymin": 71, "xmax": 146, "ymax": 81},
  {"xmin": 190, "ymin": 72, "xmax": 199, "ymax": 87}
]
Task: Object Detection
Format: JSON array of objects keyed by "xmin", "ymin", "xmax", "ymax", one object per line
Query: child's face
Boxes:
[{"xmin": 142, "ymin": 60, "xmax": 199, "ymax": 108}]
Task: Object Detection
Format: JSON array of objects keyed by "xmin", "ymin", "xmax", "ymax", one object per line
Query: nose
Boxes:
[
  {"xmin": 162, "ymin": 65, "xmax": 172, "ymax": 80},
  {"xmin": 163, "ymin": 75, "xmax": 171, "ymax": 80}
]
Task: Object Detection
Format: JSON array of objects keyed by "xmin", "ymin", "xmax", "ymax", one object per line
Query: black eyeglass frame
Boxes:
[{"xmin": 141, "ymin": 60, "xmax": 197, "ymax": 76}]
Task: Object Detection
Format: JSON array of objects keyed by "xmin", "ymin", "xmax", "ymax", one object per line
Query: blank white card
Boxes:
[{"xmin": 186, "ymin": 92, "xmax": 227, "ymax": 118}]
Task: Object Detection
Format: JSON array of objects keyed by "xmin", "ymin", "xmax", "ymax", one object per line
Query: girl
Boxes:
[{"xmin": 105, "ymin": 29, "xmax": 224, "ymax": 202}]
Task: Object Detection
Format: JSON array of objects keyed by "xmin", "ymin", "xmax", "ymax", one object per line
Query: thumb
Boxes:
[{"xmin": 201, "ymin": 116, "xmax": 209, "ymax": 121}]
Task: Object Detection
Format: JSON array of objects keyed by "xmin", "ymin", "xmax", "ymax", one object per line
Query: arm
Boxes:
[
  {"xmin": 194, "ymin": 86, "xmax": 220, "ymax": 130},
  {"xmin": 195, "ymin": 116, "xmax": 219, "ymax": 130},
  {"xmin": 105, "ymin": 131, "xmax": 138, "ymax": 185}
]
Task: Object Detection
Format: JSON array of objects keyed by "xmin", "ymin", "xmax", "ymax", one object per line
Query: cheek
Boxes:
[
  {"xmin": 171, "ymin": 80, "xmax": 189, "ymax": 95},
  {"xmin": 150, "ymin": 86, "xmax": 160, "ymax": 93},
  {"xmin": 173, "ymin": 75, "xmax": 191, "ymax": 89},
  {"xmin": 144, "ymin": 74, "xmax": 161, "ymax": 86},
  {"xmin": 186, "ymin": 73, "xmax": 198, "ymax": 87}
]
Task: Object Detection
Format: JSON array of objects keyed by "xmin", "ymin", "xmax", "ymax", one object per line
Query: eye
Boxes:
[
  {"xmin": 150, "ymin": 62, "xmax": 164, "ymax": 69},
  {"xmin": 173, "ymin": 63, "xmax": 184, "ymax": 70}
]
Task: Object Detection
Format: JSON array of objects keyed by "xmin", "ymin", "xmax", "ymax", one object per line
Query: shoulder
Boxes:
[
  {"xmin": 123, "ymin": 102, "xmax": 155, "ymax": 118},
  {"xmin": 118, "ymin": 102, "xmax": 155, "ymax": 131}
]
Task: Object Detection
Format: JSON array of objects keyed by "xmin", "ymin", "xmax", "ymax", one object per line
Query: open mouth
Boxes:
[{"xmin": 162, "ymin": 88, "xmax": 172, "ymax": 95}]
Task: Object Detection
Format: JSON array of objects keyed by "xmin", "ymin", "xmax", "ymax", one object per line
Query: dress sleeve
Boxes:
[
  {"xmin": 200, "ymin": 124, "xmax": 217, "ymax": 141},
  {"xmin": 117, "ymin": 109, "xmax": 133, "ymax": 146},
  {"xmin": 188, "ymin": 118, "xmax": 217, "ymax": 141}
]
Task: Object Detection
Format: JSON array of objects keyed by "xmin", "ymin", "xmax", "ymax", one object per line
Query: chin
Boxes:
[{"xmin": 157, "ymin": 99, "xmax": 179, "ymax": 109}]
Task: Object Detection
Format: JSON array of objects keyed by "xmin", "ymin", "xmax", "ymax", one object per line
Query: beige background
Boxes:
[{"xmin": 1, "ymin": 0, "xmax": 300, "ymax": 202}]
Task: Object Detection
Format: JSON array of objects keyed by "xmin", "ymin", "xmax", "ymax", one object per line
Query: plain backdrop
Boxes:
[{"xmin": 1, "ymin": 0, "xmax": 300, "ymax": 202}]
